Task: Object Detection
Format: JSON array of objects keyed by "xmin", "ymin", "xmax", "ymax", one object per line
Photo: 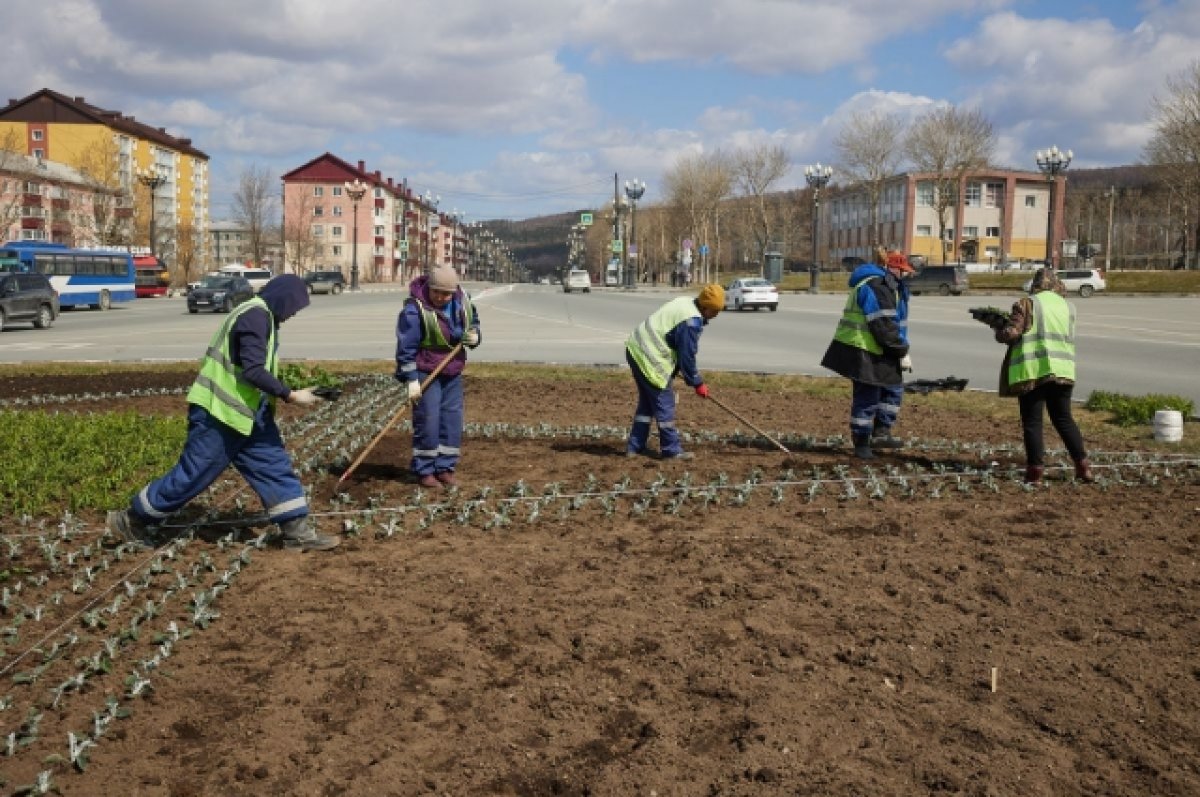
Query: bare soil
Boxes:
[{"xmin": 0, "ymin": 368, "xmax": 1197, "ymax": 797}]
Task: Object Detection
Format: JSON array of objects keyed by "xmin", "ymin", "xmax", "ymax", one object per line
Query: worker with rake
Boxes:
[
  {"xmin": 624, "ymin": 283, "xmax": 724, "ymax": 460},
  {"xmin": 396, "ymin": 264, "xmax": 481, "ymax": 489},
  {"xmin": 821, "ymin": 247, "xmax": 914, "ymax": 460},
  {"xmin": 107, "ymin": 274, "xmax": 339, "ymax": 551}
]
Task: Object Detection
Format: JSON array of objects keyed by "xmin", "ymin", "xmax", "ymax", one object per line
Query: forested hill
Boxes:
[{"xmin": 485, "ymin": 211, "xmax": 581, "ymax": 280}]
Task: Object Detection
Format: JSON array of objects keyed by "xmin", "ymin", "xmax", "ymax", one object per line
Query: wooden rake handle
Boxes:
[
  {"xmin": 334, "ymin": 343, "xmax": 464, "ymax": 491},
  {"xmin": 706, "ymin": 393, "xmax": 792, "ymax": 455}
]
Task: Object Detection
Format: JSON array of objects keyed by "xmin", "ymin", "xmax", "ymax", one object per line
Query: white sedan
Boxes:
[{"xmin": 724, "ymin": 277, "xmax": 779, "ymax": 311}]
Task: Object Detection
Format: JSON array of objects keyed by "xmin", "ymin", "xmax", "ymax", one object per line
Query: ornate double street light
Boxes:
[
  {"xmin": 1035, "ymin": 146, "xmax": 1072, "ymax": 269},
  {"xmin": 803, "ymin": 163, "xmax": 833, "ymax": 294},
  {"xmin": 344, "ymin": 178, "xmax": 367, "ymax": 291},
  {"xmin": 623, "ymin": 179, "xmax": 646, "ymax": 289},
  {"xmin": 136, "ymin": 166, "xmax": 168, "ymax": 258}
]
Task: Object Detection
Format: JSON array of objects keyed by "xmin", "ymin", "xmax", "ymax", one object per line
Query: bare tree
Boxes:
[
  {"xmin": 71, "ymin": 135, "xmax": 132, "ymax": 247},
  {"xmin": 904, "ymin": 105, "xmax": 996, "ymax": 263},
  {"xmin": 0, "ymin": 130, "xmax": 37, "ymax": 241},
  {"xmin": 835, "ymin": 110, "xmax": 906, "ymax": 247},
  {"xmin": 732, "ymin": 144, "xmax": 791, "ymax": 260},
  {"xmin": 173, "ymin": 218, "xmax": 201, "ymax": 289},
  {"xmin": 1144, "ymin": 60, "xmax": 1200, "ymax": 269},
  {"xmin": 283, "ymin": 189, "xmax": 323, "ymax": 275},
  {"xmin": 233, "ymin": 165, "xmax": 277, "ymax": 269},
  {"xmin": 663, "ymin": 150, "xmax": 733, "ymax": 282}
]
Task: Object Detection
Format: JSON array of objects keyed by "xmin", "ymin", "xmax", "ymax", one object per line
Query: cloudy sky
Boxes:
[{"xmin": 7, "ymin": 0, "xmax": 1199, "ymax": 221}]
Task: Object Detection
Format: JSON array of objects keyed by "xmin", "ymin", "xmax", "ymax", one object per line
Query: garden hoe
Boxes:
[
  {"xmin": 335, "ymin": 343, "xmax": 464, "ymax": 491},
  {"xmin": 706, "ymin": 393, "xmax": 792, "ymax": 454}
]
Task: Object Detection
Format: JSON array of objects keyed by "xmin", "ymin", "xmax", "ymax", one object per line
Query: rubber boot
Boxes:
[
  {"xmin": 106, "ymin": 509, "xmax": 155, "ymax": 549},
  {"xmin": 278, "ymin": 517, "xmax": 339, "ymax": 551},
  {"xmin": 1074, "ymin": 458, "xmax": 1095, "ymax": 483},
  {"xmin": 852, "ymin": 436, "xmax": 876, "ymax": 460},
  {"xmin": 1024, "ymin": 465, "xmax": 1044, "ymax": 484},
  {"xmin": 871, "ymin": 426, "xmax": 904, "ymax": 449}
]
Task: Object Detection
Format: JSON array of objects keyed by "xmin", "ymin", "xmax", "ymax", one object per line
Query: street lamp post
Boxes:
[
  {"xmin": 136, "ymin": 167, "xmax": 168, "ymax": 258},
  {"xmin": 1035, "ymin": 145, "xmax": 1072, "ymax": 269},
  {"xmin": 344, "ymin": 179, "xmax": 367, "ymax": 291},
  {"xmin": 623, "ymin": 179, "xmax": 646, "ymax": 289},
  {"xmin": 804, "ymin": 163, "xmax": 833, "ymax": 294}
]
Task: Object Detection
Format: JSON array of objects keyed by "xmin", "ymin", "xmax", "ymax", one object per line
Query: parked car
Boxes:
[
  {"xmin": 0, "ymin": 273, "xmax": 59, "ymax": 331},
  {"xmin": 187, "ymin": 275, "xmax": 255, "ymax": 314},
  {"xmin": 304, "ymin": 270, "xmax": 346, "ymax": 295},
  {"xmin": 907, "ymin": 265, "xmax": 969, "ymax": 296},
  {"xmin": 218, "ymin": 266, "xmax": 273, "ymax": 293},
  {"xmin": 563, "ymin": 269, "xmax": 591, "ymax": 293},
  {"xmin": 724, "ymin": 277, "xmax": 779, "ymax": 312},
  {"xmin": 1023, "ymin": 268, "xmax": 1106, "ymax": 298}
]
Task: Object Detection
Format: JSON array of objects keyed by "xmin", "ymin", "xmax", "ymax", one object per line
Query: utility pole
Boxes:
[{"xmin": 1105, "ymin": 186, "xmax": 1115, "ymax": 272}]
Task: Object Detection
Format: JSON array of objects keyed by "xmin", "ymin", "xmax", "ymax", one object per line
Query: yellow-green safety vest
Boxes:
[
  {"xmin": 186, "ymin": 297, "xmax": 278, "ymax": 435},
  {"xmin": 415, "ymin": 295, "xmax": 476, "ymax": 348},
  {"xmin": 832, "ymin": 277, "xmax": 883, "ymax": 355},
  {"xmin": 1007, "ymin": 291, "xmax": 1076, "ymax": 385},
  {"xmin": 625, "ymin": 296, "xmax": 699, "ymax": 389}
]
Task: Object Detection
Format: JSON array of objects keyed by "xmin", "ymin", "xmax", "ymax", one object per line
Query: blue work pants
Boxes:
[
  {"xmin": 626, "ymin": 351, "xmax": 684, "ymax": 457},
  {"xmin": 849, "ymin": 381, "xmax": 904, "ymax": 440},
  {"xmin": 131, "ymin": 403, "xmax": 307, "ymax": 525},
  {"xmin": 411, "ymin": 372, "xmax": 464, "ymax": 476}
]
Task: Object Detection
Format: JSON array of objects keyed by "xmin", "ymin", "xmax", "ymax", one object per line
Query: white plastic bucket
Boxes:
[{"xmin": 1152, "ymin": 410, "xmax": 1184, "ymax": 443}]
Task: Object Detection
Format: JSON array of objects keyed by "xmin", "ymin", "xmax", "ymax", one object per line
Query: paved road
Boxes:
[{"xmin": 1, "ymin": 283, "xmax": 1197, "ymax": 411}]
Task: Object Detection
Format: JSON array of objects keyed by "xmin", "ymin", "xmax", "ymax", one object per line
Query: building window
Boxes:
[
  {"xmin": 331, "ymin": 226, "xmax": 343, "ymax": 237},
  {"xmin": 374, "ymin": 187, "xmax": 383, "ymax": 198},
  {"xmin": 332, "ymin": 186, "xmax": 343, "ymax": 196},
  {"xmin": 963, "ymin": 226, "xmax": 979, "ymax": 238},
  {"xmin": 965, "ymin": 183, "xmax": 981, "ymax": 207},
  {"xmin": 332, "ymin": 245, "xmax": 343, "ymax": 256},
  {"xmin": 916, "ymin": 183, "xmax": 934, "ymax": 207},
  {"xmin": 916, "ymin": 225, "xmax": 932, "ymax": 237},
  {"xmin": 985, "ymin": 246, "xmax": 999, "ymax": 259},
  {"xmin": 32, "ymin": 130, "xmax": 43, "ymax": 141},
  {"xmin": 333, "ymin": 206, "xmax": 343, "ymax": 217},
  {"xmin": 32, "ymin": 148, "xmax": 44, "ymax": 160},
  {"xmin": 985, "ymin": 182, "xmax": 1004, "ymax": 208},
  {"xmin": 313, "ymin": 206, "xmax": 323, "ymax": 217},
  {"xmin": 312, "ymin": 225, "xmax": 323, "ymax": 237},
  {"xmin": 1025, "ymin": 195, "xmax": 1037, "ymax": 208},
  {"xmin": 313, "ymin": 186, "xmax": 324, "ymax": 197},
  {"xmin": 985, "ymin": 226, "xmax": 1001, "ymax": 237},
  {"xmin": 374, "ymin": 225, "xmax": 385, "ymax": 236}
]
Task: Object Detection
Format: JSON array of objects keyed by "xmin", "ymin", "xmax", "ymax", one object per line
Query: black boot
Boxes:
[
  {"xmin": 871, "ymin": 426, "xmax": 904, "ymax": 449},
  {"xmin": 852, "ymin": 436, "xmax": 876, "ymax": 460},
  {"xmin": 106, "ymin": 509, "xmax": 155, "ymax": 549},
  {"xmin": 278, "ymin": 517, "xmax": 339, "ymax": 551}
]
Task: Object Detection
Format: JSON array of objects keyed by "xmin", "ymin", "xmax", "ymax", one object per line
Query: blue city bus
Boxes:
[{"xmin": 0, "ymin": 241, "xmax": 135, "ymax": 309}]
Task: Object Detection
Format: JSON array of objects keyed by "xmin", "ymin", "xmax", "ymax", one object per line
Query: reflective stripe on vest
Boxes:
[
  {"xmin": 832, "ymin": 277, "xmax": 883, "ymax": 355},
  {"xmin": 1007, "ymin": 292, "xmax": 1076, "ymax": 385},
  {"xmin": 414, "ymin": 293, "xmax": 476, "ymax": 349},
  {"xmin": 185, "ymin": 297, "xmax": 277, "ymax": 435},
  {"xmin": 625, "ymin": 296, "xmax": 699, "ymax": 389}
]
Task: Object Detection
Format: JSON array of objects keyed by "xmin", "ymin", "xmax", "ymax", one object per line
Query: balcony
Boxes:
[
  {"xmin": 21, "ymin": 217, "xmax": 45, "ymax": 229},
  {"xmin": 51, "ymin": 198, "xmax": 71, "ymax": 210}
]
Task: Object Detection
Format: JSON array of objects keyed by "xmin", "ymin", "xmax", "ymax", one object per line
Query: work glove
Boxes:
[
  {"xmin": 288, "ymin": 388, "xmax": 319, "ymax": 406},
  {"xmin": 406, "ymin": 380, "xmax": 423, "ymax": 404},
  {"xmin": 694, "ymin": 384, "xmax": 710, "ymax": 399},
  {"xmin": 900, "ymin": 354, "xmax": 914, "ymax": 372},
  {"xmin": 463, "ymin": 328, "xmax": 480, "ymax": 348}
]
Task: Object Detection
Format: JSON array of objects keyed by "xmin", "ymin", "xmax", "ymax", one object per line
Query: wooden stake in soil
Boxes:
[{"xmin": 334, "ymin": 344, "xmax": 464, "ymax": 491}]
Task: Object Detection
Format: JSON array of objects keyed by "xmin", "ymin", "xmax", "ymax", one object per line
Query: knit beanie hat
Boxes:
[
  {"xmin": 428, "ymin": 265, "xmax": 459, "ymax": 292},
  {"xmin": 696, "ymin": 283, "xmax": 725, "ymax": 314},
  {"xmin": 1029, "ymin": 267, "xmax": 1065, "ymax": 295},
  {"xmin": 885, "ymin": 252, "xmax": 914, "ymax": 274}
]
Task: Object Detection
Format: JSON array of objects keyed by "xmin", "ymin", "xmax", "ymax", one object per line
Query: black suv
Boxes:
[
  {"xmin": 907, "ymin": 265, "xmax": 969, "ymax": 296},
  {"xmin": 304, "ymin": 270, "xmax": 346, "ymax": 295},
  {"xmin": 187, "ymin": 275, "xmax": 255, "ymax": 314},
  {"xmin": 0, "ymin": 273, "xmax": 59, "ymax": 331}
]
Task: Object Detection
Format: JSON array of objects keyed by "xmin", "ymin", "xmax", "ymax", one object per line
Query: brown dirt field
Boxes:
[{"xmin": 0, "ymin": 367, "xmax": 1197, "ymax": 797}]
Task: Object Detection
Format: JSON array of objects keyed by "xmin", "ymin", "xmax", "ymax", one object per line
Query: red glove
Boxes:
[{"xmin": 694, "ymin": 384, "xmax": 710, "ymax": 398}]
